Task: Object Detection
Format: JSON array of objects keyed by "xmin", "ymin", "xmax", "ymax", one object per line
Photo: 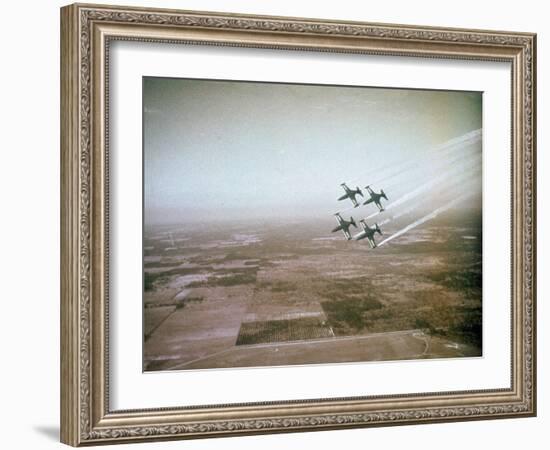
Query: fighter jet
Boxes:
[
  {"xmin": 363, "ymin": 185, "xmax": 388, "ymax": 212},
  {"xmin": 331, "ymin": 213, "xmax": 357, "ymax": 240},
  {"xmin": 354, "ymin": 219, "xmax": 382, "ymax": 248},
  {"xmin": 338, "ymin": 183, "xmax": 363, "ymax": 208}
]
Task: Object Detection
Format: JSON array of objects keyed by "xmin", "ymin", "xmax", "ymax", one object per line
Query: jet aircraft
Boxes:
[
  {"xmin": 331, "ymin": 213, "xmax": 357, "ymax": 240},
  {"xmin": 363, "ymin": 185, "xmax": 388, "ymax": 212},
  {"xmin": 354, "ymin": 219, "xmax": 382, "ymax": 248},
  {"xmin": 338, "ymin": 183, "xmax": 363, "ymax": 208}
]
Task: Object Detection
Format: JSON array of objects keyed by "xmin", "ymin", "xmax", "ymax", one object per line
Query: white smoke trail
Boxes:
[
  {"xmin": 385, "ymin": 202, "xmax": 422, "ymax": 222},
  {"xmin": 334, "ymin": 131, "xmax": 481, "ymax": 216},
  {"xmin": 363, "ymin": 151, "xmax": 481, "ymax": 220},
  {"xmin": 363, "ymin": 139, "xmax": 478, "ymax": 191},
  {"xmin": 377, "ymin": 193, "xmax": 473, "ymax": 247},
  {"xmin": 349, "ymin": 129, "xmax": 481, "ymax": 186},
  {"xmin": 345, "ymin": 128, "xmax": 481, "ymax": 187},
  {"xmin": 377, "ymin": 137, "xmax": 481, "ymax": 194},
  {"xmin": 366, "ymin": 167, "xmax": 481, "ymax": 231},
  {"xmin": 391, "ymin": 166, "xmax": 482, "ymax": 220},
  {"xmin": 368, "ymin": 199, "xmax": 419, "ymax": 228}
]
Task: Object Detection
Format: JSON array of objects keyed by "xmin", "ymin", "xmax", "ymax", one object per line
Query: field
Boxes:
[{"xmin": 143, "ymin": 213, "xmax": 482, "ymax": 371}]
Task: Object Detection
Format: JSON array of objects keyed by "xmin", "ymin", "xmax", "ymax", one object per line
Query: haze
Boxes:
[{"xmin": 143, "ymin": 77, "xmax": 482, "ymax": 226}]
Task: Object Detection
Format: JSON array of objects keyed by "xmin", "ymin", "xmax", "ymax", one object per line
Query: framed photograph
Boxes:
[{"xmin": 60, "ymin": 3, "xmax": 536, "ymax": 446}]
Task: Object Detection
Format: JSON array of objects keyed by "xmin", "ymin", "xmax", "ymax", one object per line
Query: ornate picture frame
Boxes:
[{"xmin": 60, "ymin": 3, "xmax": 536, "ymax": 446}]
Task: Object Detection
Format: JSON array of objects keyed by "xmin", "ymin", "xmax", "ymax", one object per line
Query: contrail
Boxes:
[
  {"xmin": 365, "ymin": 137, "xmax": 479, "ymax": 189},
  {"xmin": 377, "ymin": 193, "xmax": 473, "ymax": 247},
  {"xmin": 377, "ymin": 137, "xmax": 481, "ymax": 194},
  {"xmin": 346, "ymin": 128, "xmax": 481, "ymax": 187},
  {"xmin": 348, "ymin": 129, "xmax": 481, "ymax": 186},
  {"xmin": 384, "ymin": 201, "xmax": 423, "ymax": 223},
  {"xmin": 336, "ymin": 157, "xmax": 476, "ymax": 217},
  {"xmin": 363, "ymin": 151, "xmax": 481, "ymax": 220},
  {"xmin": 389, "ymin": 171, "xmax": 480, "ymax": 221},
  {"xmin": 372, "ymin": 167, "xmax": 482, "ymax": 229},
  {"xmin": 334, "ymin": 130, "xmax": 481, "ymax": 216},
  {"xmin": 370, "ymin": 198, "xmax": 430, "ymax": 228}
]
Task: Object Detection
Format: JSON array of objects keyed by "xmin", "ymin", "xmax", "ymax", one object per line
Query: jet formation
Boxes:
[{"xmin": 332, "ymin": 182, "xmax": 388, "ymax": 248}]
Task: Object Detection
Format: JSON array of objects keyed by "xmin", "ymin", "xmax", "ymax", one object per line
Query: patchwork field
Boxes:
[{"xmin": 143, "ymin": 213, "xmax": 482, "ymax": 371}]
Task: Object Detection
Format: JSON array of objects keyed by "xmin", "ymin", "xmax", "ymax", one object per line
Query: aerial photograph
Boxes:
[{"xmin": 142, "ymin": 77, "xmax": 482, "ymax": 372}]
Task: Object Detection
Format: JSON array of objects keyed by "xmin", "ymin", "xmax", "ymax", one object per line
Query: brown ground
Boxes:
[{"xmin": 143, "ymin": 215, "xmax": 482, "ymax": 371}]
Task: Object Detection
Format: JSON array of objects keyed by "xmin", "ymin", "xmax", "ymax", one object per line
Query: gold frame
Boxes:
[{"xmin": 60, "ymin": 3, "xmax": 537, "ymax": 446}]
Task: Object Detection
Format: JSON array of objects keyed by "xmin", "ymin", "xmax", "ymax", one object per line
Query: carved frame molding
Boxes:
[{"xmin": 61, "ymin": 3, "xmax": 536, "ymax": 446}]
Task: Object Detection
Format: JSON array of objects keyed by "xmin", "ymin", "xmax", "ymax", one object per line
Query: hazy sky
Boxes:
[{"xmin": 143, "ymin": 77, "xmax": 482, "ymax": 225}]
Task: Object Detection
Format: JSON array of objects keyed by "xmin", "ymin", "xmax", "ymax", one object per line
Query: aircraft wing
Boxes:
[
  {"xmin": 351, "ymin": 197, "xmax": 359, "ymax": 207},
  {"xmin": 363, "ymin": 197, "xmax": 374, "ymax": 206},
  {"xmin": 334, "ymin": 214, "xmax": 344, "ymax": 226},
  {"xmin": 343, "ymin": 229, "xmax": 351, "ymax": 240}
]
